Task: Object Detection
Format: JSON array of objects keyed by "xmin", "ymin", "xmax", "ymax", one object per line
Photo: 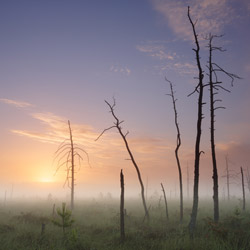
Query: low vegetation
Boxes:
[{"xmin": 0, "ymin": 197, "xmax": 249, "ymax": 250}]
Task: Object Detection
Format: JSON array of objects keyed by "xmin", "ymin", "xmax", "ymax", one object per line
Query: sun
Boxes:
[{"xmin": 39, "ymin": 177, "xmax": 53, "ymax": 183}]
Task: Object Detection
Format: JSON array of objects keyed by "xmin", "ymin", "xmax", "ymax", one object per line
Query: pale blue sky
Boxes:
[{"xmin": 0, "ymin": 0, "xmax": 250, "ymax": 197}]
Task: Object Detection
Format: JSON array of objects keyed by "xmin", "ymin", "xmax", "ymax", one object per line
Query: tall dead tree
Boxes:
[
  {"xmin": 166, "ymin": 78, "xmax": 183, "ymax": 224},
  {"xmin": 187, "ymin": 6, "xmax": 205, "ymax": 235},
  {"xmin": 246, "ymin": 167, "xmax": 250, "ymax": 194},
  {"xmin": 206, "ymin": 34, "xmax": 241, "ymax": 222},
  {"xmin": 96, "ymin": 99, "xmax": 149, "ymax": 221},
  {"xmin": 120, "ymin": 169, "xmax": 125, "ymax": 242},
  {"xmin": 187, "ymin": 163, "xmax": 190, "ymax": 200},
  {"xmin": 207, "ymin": 34, "xmax": 221, "ymax": 223},
  {"xmin": 54, "ymin": 120, "xmax": 90, "ymax": 210},
  {"xmin": 160, "ymin": 183, "xmax": 169, "ymax": 223},
  {"xmin": 225, "ymin": 155, "xmax": 230, "ymax": 201},
  {"xmin": 240, "ymin": 167, "xmax": 246, "ymax": 211}
]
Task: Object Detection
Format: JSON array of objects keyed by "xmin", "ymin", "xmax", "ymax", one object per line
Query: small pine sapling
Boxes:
[{"xmin": 52, "ymin": 203, "xmax": 74, "ymax": 234}]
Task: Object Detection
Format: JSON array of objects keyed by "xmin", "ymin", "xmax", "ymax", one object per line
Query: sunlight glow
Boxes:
[{"xmin": 39, "ymin": 177, "xmax": 54, "ymax": 183}]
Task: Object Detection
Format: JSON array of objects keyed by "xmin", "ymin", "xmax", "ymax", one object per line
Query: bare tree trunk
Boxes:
[
  {"xmin": 187, "ymin": 6, "xmax": 205, "ymax": 235},
  {"xmin": 161, "ymin": 183, "xmax": 169, "ymax": 223},
  {"xmin": 187, "ymin": 163, "xmax": 190, "ymax": 200},
  {"xmin": 53, "ymin": 120, "xmax": 90, "ymax": 211},
  {"xmin": 166, "ymin": 78, "xmax": 183, "ymax": 224},
  {"xmin": 96, "ymin": 99, "xmax": 149, "ymax": 221},
  {"xmin": 225, "ymin": 155, "xmax": 230, "ymax": 201},
  {"xmin": 206, "ymin": 33, "xmax": 240, "ymax": 221},
  {"xmin": 120, "ymin": 169, "xmax": 125, "ymax": 242},
  {"xmin": 241, "ymin": 167, "xmax": 246, "ymax": 211},
  {"xmin": 246, "ymin": 167, "xmax": 250, "ymax": 194},
  {"xmin": 208, "ymin": 35, "xmax": 219, "ymax": 223},
  {"xmin": 68, "ymin": 120, "xmax": 75, "ymax": 210},
  {"xmin": 118, "ymin": 124, "xmax": 149, "ymax": 221}
]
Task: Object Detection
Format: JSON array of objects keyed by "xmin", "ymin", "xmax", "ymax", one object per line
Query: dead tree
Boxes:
[
  {"xmin": 246, "ymin": 167, "xmax": 250, "ymax": 194},
  {"xmin": 240, "ymin": 167, "xmax": 246, "ymax": 211},
  {"xmin": 225, "ymin": 155, "xmax": 230, "ymax": 201},
  {"xmin": 160, "ymin": 183, "xmax": 169, "ymax": 223},
  {"xmin": 222, "ymin": 155, "xmax": 238, "ymax": 201},
  {"xmin": 187, "ymin": 6, "xmax": 205, "ymax": 235},
  {"xmin": 207, "ymin": 34, "xmax": 221, "ymax": 223},
  {"xmin": 120, "ymin": 169, "xmax": 125, "ymax": 242},
  {"xmin": 206, "ymin": 34, "xmax": 241, "ymax": 222},
  {"xmin": 53, "ymin": 120, "xmax": 90, "ymax": 210},
  {"xmin": 166, "ymin": 78, "xmax": 183, "ymax": 224},
  {"xmin": 96, "ymin": 99, "xmax": 149, "ymax": 221},
  {"xmin": 187, "ymin": 163, "xmax": 190, "ymax": 200}
]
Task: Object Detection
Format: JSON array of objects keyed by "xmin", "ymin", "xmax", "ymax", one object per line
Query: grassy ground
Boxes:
[{"xmin": 0, "ymin": 197, "xmax": 249, "ymax": 250}]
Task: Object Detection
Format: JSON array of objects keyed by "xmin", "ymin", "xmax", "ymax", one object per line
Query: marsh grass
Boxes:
[{"xmin": 0, "ymin": 197, "xmax": 249, "ymax": 250}]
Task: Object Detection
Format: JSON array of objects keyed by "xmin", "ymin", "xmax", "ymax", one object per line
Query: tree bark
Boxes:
[
  {"xmin": 53, "ymin": 120, "xmax": 90, "ymax": 211},
  {"xmin": 187, "ymin": 164, "xmax": 190, "ymax": 200},
  {"xmin": 166, "ymin": 78, "xmax": 183, "ymax": 224},
  {"xmin": 120, "ymin": 169, "xmax": 125, "ymax": 242},
  {"xmin": 96, "ymin": 100, "xmax": 149, "ymax": 221},
  {"xmin": 208, "ymin": 35, "xmax": 219, "ymax": 223},
  {"xmin": 225, "ymin": 155, "xmax": 230, "ymax": 201},
  {"xmin": 117, "ymin": 125, "xmax": 149, "ymax": 221},
  {"xmin": 161, "ymin": 183, "xmax": 169, "ymax": 223},
  {"xmin": 68, "ymin": 120, "xmax": 75, "ymax": 210},
  {"xmin": 187, "ymin": 6, "xmax": 205, "ymax": 235},
  {"xmin": 241, "ymin": 167, "xmax": 246, "ymax": 211}
]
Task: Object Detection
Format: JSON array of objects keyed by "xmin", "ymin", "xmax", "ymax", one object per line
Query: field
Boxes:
[{"xmin": 0, "ymin": 197, "xmax": 250, "ymax": 250}]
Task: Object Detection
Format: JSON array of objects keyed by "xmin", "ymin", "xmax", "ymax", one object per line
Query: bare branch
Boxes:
[
  {"xmin": 55, "ymin": 138, "xmax": 70, "ymax": 152},
  {"xmin": 98, "ymin": 98, "xmax": 149, "ymax": 220},
  {"xmin": 54, "ymin": 151, "xmax": 71, "ymax": 176},
  {"xmin": 166, "ymin": 77, "xmax": 183, "ymax": 224},
  {"xmin": 212, "ymin": 63, "xmax": 242, "ymax": 86},
  {"xmin": 214, "ymin": 106, "xmax": 226, "ymax": 111},
  {"xmin": 95, "ymin": 125, "xmax": 116, "ymax": 141},
  {"xmin": 53, "ymin": 145, "xmax": 71, "ymax": 163},
  {"xmin": 54, "ymin": 143, "xmax": 71, "ymax": 156}
]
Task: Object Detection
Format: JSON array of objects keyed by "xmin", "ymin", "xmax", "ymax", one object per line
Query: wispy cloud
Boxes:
[
  {"xmin": 11, "ymin": 110, "xmax": 177, "ymax": 174},
  {"xmin": 110, "ymin": 65, "xmax": 131, "ymax": 75},
  {"xmin": 155, "ymin": 61, "xmax": 197, "ymax": 75},
  {"xmin": 136, "ymin": 41, "xmax": 176, "ymax": 60},
  {"xmin": 136, "ymin": 40, "xmax": 196, "ymax": 75},
  {"xmin": 129, "ymin": 136, "xmax": 172, "ymax": 154},
  {"xmin": 12, "ymin": 112, "xmax": 99, "ymax": 146},
  {"xmin": 0, "ymin": 98, "xmax": 33, "ymax": 108},
  {"xmin": 151, "ymin": 0, "xmax": 235, "ymax": 41}
]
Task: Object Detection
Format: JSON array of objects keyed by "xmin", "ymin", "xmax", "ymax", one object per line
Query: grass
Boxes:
[{"xmin": 0, "ymin": 197, "xmax": 249, "ymax": 250}]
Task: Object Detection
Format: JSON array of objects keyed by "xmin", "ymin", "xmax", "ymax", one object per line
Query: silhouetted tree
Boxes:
[
  {"xmin": 206, "ymin": 34, "xmax": 241, "ymax": 222},
  {"xmin": 187, "ymin": 6, "xmax": 205, "ymax": 235},
  {"xmin": 160, "ymin": 183, "xmax": 169, "ymax": 223},
  {"xmin": 207, "ymin": 34, "xmax": 220, "ymax": 223},
  {"xmin": 225, "ymin": 155, "xmax": 230, "ymax": 201},
  {"xmin": 240, "ymin": 167, "xmax": 246, "ymax": 211},
  {"xmin": 120, "ymin": 169, "xmax": 125, "ymax": 242},
  {"xmin": 246, "ymin": 167, "xmax": 250, "ymax": 194},
  {"xmin": 222, "ymin": 155, "xmax": 238, "ymax": 201},
  {"xmin": 96, "ymin": 99, "xmax": 149, "ymax": 221},
  {"xmin": 166, "ymin": 78, "xmax": 183, "ymax": 224},
  {"xmin": 54, "ymin": 120, "xmax": 90, "ymax": 210},
  {"xmin": 187, "ymin": 163, "xmax": 190, "ymax": 200}
]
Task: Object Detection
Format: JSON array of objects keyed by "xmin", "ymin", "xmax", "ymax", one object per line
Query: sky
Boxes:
[{"xmin": 0, "ymin": 0, "xmax": 250, "ymax": 200}]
